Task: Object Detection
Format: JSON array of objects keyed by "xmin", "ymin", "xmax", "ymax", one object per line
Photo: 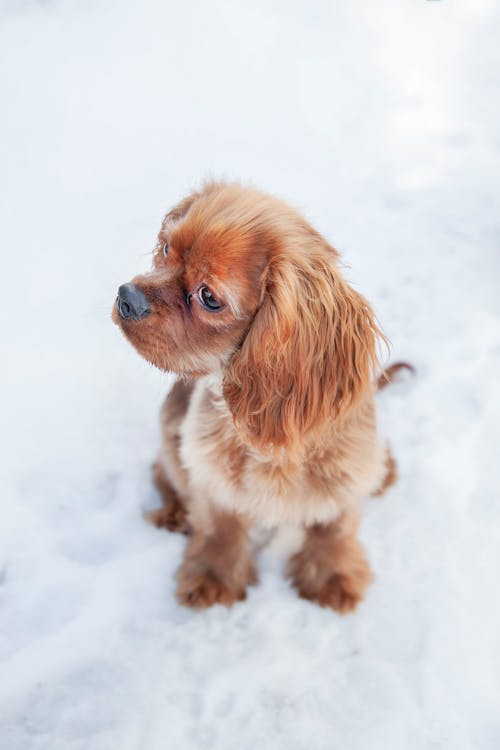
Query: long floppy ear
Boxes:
[{"xmin": 223, "ymin": 247, "xmax": 384, "ymax": 449}]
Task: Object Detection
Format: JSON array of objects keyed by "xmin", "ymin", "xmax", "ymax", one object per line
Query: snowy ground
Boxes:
[{"xmin": 1, "ymin": 0, "xmax": 500, "ymax": 748}]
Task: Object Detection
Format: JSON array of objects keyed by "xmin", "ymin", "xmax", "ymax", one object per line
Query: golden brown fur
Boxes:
[
  {"xmin": 177, "ymin": 508, "xmax": 257, "ymax": 608},
  {"xmin": 113, "ymin": 181, "xmax": 403, "ymax": 613},
  {"xmin": 286, "ymin": 510, "xmax": 372, "ymax": 613}
]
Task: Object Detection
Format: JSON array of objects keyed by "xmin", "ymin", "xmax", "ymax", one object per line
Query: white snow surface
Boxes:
[{"xmin": 1, "ymin": 1, "xmax": 500, "ymax": 748}]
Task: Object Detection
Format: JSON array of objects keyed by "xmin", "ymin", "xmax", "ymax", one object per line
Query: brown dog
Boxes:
[{"xmin": 113, "ymin": 182, "xmax": 408, "ymax": 612}]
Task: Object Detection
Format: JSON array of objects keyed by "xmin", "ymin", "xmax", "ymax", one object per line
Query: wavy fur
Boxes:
[{"xmin": 224, "ymin": 247, "xmax": 385, "ymax": 448}]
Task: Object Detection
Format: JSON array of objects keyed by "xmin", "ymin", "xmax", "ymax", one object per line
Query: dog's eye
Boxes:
[
  {"xmin": 162, "ymin": 242, "xmax": 169, "ymax": 257},
  {"xmin": 198, "ymin": 286, "xmax": 222, "ymax": 311}
]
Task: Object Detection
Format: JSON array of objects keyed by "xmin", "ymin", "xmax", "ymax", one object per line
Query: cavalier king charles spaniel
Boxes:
[{"xmin": 113, "ymin": 182, "xmax": 410, "ymax": 613}]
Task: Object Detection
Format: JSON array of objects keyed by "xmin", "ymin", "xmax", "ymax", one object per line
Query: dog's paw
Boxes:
[
  {"xmin": 144, "ymin": 504, "xmax": 190, "ymax": 534},
  {"xmin": 306, "ymin": 572, "xmax": 369, "ymax": 613},
  {"xmin": 176, "ymin": 565, "xmax": 247, "ymax": 609},
  {"xmin": 288, "ymin": 553, "xmax": 372, "ymax": 614}
]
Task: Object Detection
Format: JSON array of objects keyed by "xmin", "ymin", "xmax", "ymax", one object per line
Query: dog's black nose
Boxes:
[{"xmin": 116, "ymin": 283, "xmax": 151, "ymax": 320}]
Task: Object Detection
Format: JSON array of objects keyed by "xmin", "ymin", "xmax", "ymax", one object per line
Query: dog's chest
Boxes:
[{"xmin": 178, "ymin": 379, "xmax": 365, "ymax": 527}]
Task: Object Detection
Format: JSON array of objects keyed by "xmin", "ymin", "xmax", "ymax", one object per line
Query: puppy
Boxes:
[{"xmin": 113, "ymin": 182, "xmax": 405, "ymax": 612}]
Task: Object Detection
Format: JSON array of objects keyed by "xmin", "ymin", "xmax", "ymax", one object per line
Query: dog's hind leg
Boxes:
[
  {"xmin": 146, "ymin": 461, "xmax": 190, "ymax": 533},
  {"xmin": 145, "ymin": 379, "xmax": 194, "ymax": 534}
]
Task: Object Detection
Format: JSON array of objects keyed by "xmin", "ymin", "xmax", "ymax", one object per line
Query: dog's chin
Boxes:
[{"xmin": 113, "ymin": 304, "xmax": 218, "ymax": 378}]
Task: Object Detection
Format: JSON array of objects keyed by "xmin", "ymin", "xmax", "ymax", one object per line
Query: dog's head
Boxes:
[{"xmin": 113, "ymin": 182, "xmax": 384, "ymax": 448}]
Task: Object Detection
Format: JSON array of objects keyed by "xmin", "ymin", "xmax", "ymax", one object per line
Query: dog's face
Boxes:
[
  {"xmin": 113, "ymin": 184, "xmax": 269, "ymax": 376},
  {"xmin": 114, "ymin": 182, "xmax": 382, "ymax": 447}
]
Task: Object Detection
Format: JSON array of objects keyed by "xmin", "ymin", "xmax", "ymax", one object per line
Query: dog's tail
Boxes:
[{"xmin": 376, "ymin": 361, "xmax": 415, "ymax": 391}]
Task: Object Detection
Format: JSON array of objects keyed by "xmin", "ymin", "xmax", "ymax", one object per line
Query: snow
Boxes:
[{"xmin": 1, "ymin": 0, "xmax": 500, "ymax": 748}]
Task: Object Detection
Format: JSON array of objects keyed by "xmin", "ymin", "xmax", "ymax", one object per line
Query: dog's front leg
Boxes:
[
  {"xmin": 287, "ymin": 509, "xmax": 372, "ymax": 613},
  {"xmin": 176, "ymin": 505, "xmax": 257, "ymax": 609}
]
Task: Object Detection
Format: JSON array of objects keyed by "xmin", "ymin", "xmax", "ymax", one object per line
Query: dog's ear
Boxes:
[{"xmin": 223, "ymin": 246, "xmax": 383, "ymax": 449}]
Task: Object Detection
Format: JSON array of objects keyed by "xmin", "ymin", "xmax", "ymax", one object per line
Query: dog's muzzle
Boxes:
[{"xmin": 116, "ymin": 283, "xmax": 151, "ymax": 321}]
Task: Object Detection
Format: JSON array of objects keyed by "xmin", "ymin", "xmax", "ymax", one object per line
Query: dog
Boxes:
[{"xmin": 113, "ymin": 181, "xmax": 410, "ymax": 612}]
